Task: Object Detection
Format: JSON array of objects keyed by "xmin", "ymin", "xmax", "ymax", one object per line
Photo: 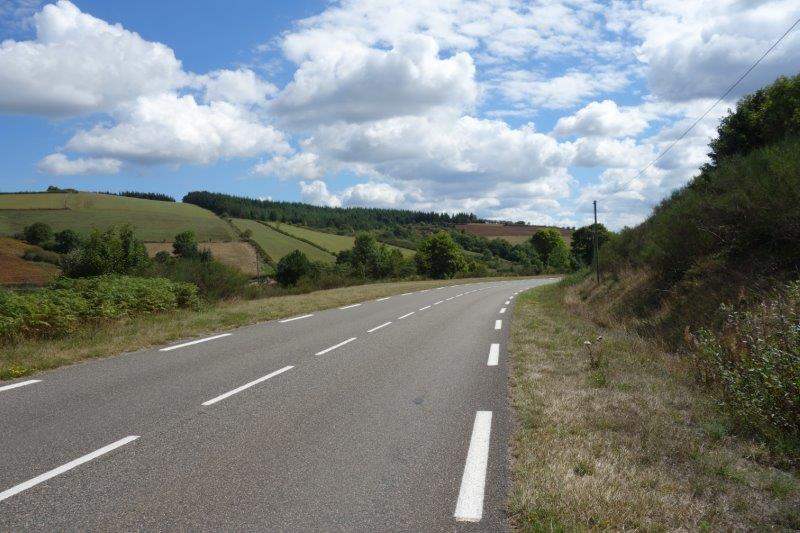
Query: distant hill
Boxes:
[
  {"xmin": 231, "ymin": 219, "xmax": 337, "ymax": 264},
  {"xmin": 456, "ymin": 223, "xmax": 573, "ymax": 245},
  {"xmin": 0, "ymin": 192, "xmax": 237, "ymax": 242},
  {"xmin": 267, "ymin": 222, "xmax": 416, "ymax": 258}
]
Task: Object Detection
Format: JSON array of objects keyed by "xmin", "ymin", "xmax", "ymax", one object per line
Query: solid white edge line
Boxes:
[
  {"xmin": 487, "ymin": 343, "xmax": 500, "ymax": 366},
  {"xmin": 367, "ymin": 321, "xmax": 392, "ymax": 333},
  {"xmin": 419, "ymin": 305, "xmax": 431, "ymax": 311},
  {"xmin": 202, "ymin": 365, "xmax": 293, "ymax": 406},
  {"xmin": 315, "ymin": 337, "xmax": 357, "ymax": 356},
  {"xmin": 339, "ymin": 303, "xmax": 362, "ymax": 310},
  {"xmin": 401, "ymin": 292, "xmax": 412, "ymax": 296},
  {"xmin": 375, "ymin": 296, "xmax": 391, "ymax": 302},
  {"xmin": 160, "ymin": 333, "xmax": 231, "ymax": 352},
  {"xmin": 0, "ymin": 435, "xmax": 139, "ymax": 502},
  {"xmin": 454, "ymin": 411, "xmax": 493, "ymax": 522},
  {"xmin": 279, "ymin": 314, "xmax": 313, "ymax": 323},
  {"xmin": 499, "ymin": 307, "xmax": 506, "ymax": 314},
  {"xmin": 0, "ymin": 379, "xmax": 41, "ymax": 393},
  {"xmin": 397, "ymin": 311, "xmax": 415, "ymax": 320},
  {"xmin": 495, "ymin": 320, "xmax": 502, "ymax": 330}
]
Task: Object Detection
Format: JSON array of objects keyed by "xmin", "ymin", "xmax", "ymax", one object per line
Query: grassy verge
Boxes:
[
  {"xmin": 2, "ymin": 276, "xmax": 532, "ymax": 380},
  {"xmin": 508, "ymin": 280, "xmax": 799, "ymax": 531}
]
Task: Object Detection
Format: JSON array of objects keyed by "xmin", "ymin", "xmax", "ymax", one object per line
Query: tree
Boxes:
[
  {"xmin": 23, "ymin": 222, "xmax": 53, "ymax": 245},
  {"xmin": 570, "ymin": 223, "xmax": 611, "ymax": 266},
  {"xmin": 350, "ymin": 232, "xmax": 380, "ymax": 277},
  {"xmin": 62, "ymin": 225, "xmax": 149, "ymax": 277},
  {"xmin": 415, "ymin": 232, "xmax": 466, "ymax": 279},
  {"xmin": 53, "ymin": 229, "xmax": 81, "ymax": 253},
  {"xmin": 275, "ymin": 250, "xmax": 311, "ymax": 286},
  {"xmin": 529, "ymin": 229, "xmax": 568, "ymax": 264},
  {"xmin": 173, "ymin": 231, "xmax": 199, "ymax": 258}
]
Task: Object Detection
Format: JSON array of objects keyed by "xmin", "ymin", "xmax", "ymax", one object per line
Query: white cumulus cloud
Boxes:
[{"xmin": 37, "ymin": 153, "xmax": 121, "ymax": 175}]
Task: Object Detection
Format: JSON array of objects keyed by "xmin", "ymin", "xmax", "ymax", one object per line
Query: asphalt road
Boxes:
[{"xmin": 0, "ymin": 277, "xmax": 556, "ymax": 531}]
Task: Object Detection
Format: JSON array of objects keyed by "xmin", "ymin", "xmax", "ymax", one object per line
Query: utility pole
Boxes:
[{"xmin": 593, "ymin": 200, "xmax": 600, "ymax": 284}]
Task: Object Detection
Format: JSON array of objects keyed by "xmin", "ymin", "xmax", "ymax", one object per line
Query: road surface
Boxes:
[{"xmin": 0, "ymin": 278, "xmax": 555, "ymax": 531}]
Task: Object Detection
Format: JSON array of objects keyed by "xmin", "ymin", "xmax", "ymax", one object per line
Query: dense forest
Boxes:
[{"xmin": 182, "ymin": 191, "xmax": 478, "ymax": 231}]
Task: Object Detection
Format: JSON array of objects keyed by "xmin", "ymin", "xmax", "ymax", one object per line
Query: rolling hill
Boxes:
[
  {"xmin": 0, "ymin": 192, "xmax": 237, "ymax": 242},
  {"xmin": 268, "ymin": 222, "xmax": 416, "ymax": 258},
  {"xmin": 230, "ymin": 219, "xmax": 336, "ymax": 264},
  {"xmin": 456, "ymin": 222, "xmax": 573, "ymax": 245}
]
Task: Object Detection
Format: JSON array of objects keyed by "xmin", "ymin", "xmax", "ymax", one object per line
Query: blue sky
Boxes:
[{"xmin": 1, "ymin": 1, "xmax": 798, "ymax": 229}]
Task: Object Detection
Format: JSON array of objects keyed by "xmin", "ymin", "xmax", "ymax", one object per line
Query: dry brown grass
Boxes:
[
  {"xmin": 0, "ymin": 236, "xmax": 61, "ymax": 286},
  {"xmin": 508, "ymin": 281, "xmax": 799, "ymax": 531},
  {"xmin": 144, "ymin": 241, "xmax": 261, "ymax": 276},
  {"xmin": 1, "ymin": 276, "xmax": 536, "ymax": 380}
]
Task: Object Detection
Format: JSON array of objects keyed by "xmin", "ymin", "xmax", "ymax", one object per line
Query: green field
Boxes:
[
  {"xmin": 269, "ymin": 222, "xmax": 416, "ymax": 258},
  {"xmin": 0, "ymin": 193, "xmax": 237, "ymax": 242},
  {"xmin": 231, "ymin": 219, "xmax": 336, "ymax": 263}
]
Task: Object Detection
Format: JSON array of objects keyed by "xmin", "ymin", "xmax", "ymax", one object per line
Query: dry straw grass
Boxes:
[{"xmin": 508, "ymin": 282, "xmax": 799, "ymax": 531}]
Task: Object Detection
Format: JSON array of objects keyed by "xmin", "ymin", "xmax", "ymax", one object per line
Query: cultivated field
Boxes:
[
  {"xmin": 269, "ymin": 222, "xmax": 416, "ymax": 257},
  {"xmin": 144, "ymin": 241, "xmax": 262, "ymax": 276},
  {"xmin": 0, "ymin": 237, "xmax": 60, "ymax": 286},
  {"xmin": 0, "ymin": 193, "xmax": 237, "ymax": 242},
  {"xmin": 230, "ymin": 219, "xmax": 336, "ymax": 263},
  {"xmin": 456, "ymin": 223, "xmax": 572, "ymax": 245}
]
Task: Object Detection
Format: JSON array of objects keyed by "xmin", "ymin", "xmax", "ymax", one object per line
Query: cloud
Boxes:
[
  {"xmin": 37, "ymin": 153, "xmax": 121, "ymax": 175},
  {"xmin": 199, "ymin": 68, "xmax": 278, "ymax": 106},
  {"xmin": 64, "ymin": 93, "xmax": 290, "ymax": 165},
  {"xmin": 299, "ymin": 179, "xmax": 341, "ymax": 207},
  {"xmin": 273, "ymin": 34, "xmax": 477, "ymax": 125},
  {"xmin": 491, "ymin": 69, "xmax": 631, "ymax": 110},
  {"xmin": 0, "ymin": 0, "xmax": 186, "ymax": 116},
  {"xmin": 554, "ymin": 100, "xmax": 649, "ymax": 138},
  {"xmin": 341, "ymin": 181, "xmax": 406, "ymax": 207},
  {"xmin": 252, "ymin": 152, "xmax": 322, "ymax": 180}
]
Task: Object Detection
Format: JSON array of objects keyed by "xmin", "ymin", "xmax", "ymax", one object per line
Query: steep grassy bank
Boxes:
[{"xmin": 508, "ymin": 280, "xmax": 799, "ymax": 530}]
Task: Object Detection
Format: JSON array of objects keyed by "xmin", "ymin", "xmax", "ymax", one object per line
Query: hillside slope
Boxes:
[
  {"xmin": 269, "ymin": 222, "xmax": 416, "ymax": 258},
  {"xmin": 456, "ymin": 223, "xmax": 573, "ymax": 245},
  {"xmin": 0, "ymin": 193, "xmax": 237, "ymax": 242},
  {"xmin": 230, "ymin": 219, "xmax": 336, "ymax": 263}
]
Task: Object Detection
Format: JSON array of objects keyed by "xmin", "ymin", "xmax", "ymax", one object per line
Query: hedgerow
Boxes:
[{"xmin": 0, "ymin": 275, "xmax": 199, "ymax": 341}]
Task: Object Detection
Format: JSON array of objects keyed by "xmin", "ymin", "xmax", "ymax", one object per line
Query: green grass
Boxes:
[
  {"xmin": 0, "ymin": 193, "xmax": 236, "ymax": 242},
  {"xmin": 268, "ymin": 222, "xmax": 416, "ymax": 258},
  {"xmin": 230, "ymin": 219, "xmax": 336, "ymax": 263}
]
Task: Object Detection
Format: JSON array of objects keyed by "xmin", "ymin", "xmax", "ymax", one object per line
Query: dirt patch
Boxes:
[
  {"xmin": 145, "ymin": 241, "xmax": 260, "ymax": 276},
  {"xmin": 0, "ymin": 237, "xmax": 61, "ymax": 286}
]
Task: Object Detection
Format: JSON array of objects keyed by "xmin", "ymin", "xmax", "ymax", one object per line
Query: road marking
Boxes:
[
  {"xmin": 316, "ymin": 337, "xmax": 357, "ymax": 356},
  {"xmin": 433, "ymin": 300, "xmax": 444, "ymax": 305},
  {"xmin": 397, "ymin": 311, "xmax": 415, "ymax": 320},
  {"xmin": 401, "ymin": 292, "xmax": 412, "ymax": 296},
  {"xmin": 160, "ymin": 333, "xmax": 231, "ymax": 352},
  {"xmin": 445, "ymin": 297, "xmax": 455, "ymax": 301},
  {"xmin": 0, "ymin": 436, "xmax": 139, "ymax": 503},
  {"xmin": 202, "ymin": 366, "xmax": 293, "ymax": 406},
  {"xmin": 0, "ymin": 379, "xmax": 41, "ymax": 393},
  {"xmin": 487, "ymin": 344, "xmax": 500, "ymax": 366},
  {"xmin": 495, "ymin": 320, "xmax": 502, "ymax": 330},
  {"xmin": 504, "ymin": 300, "xmax": 510, "ymax": 305},
  {"xmin": 436, "ymin": 286, "xmax": 445, "ymax": 290},
  {"xmin": 339, "ymin": 303, "xmax": 362, "ymax": 310},
  {"xmin": 375, "ymin": 296, "xmax": 391, "ymax": 301},
  {"xmin": 279, "ymin": 314, "xmax": 313, "ymax": 323},
  {"xmin": 499, "ymin": 307, "xmax": 506, "ymax": 314},
  {"xmin": 454, "ymin": 411, "xmax": 492, "ymax": 522},
  {"xmin": 367, "ymin": 321, "xmax": 391, "ymax": 333},
  {"xmin": 420, "ymin": 289, "xmax": 429, "ymax": 293},
  {"xmin": 419, "ymin": 305, "xmax": 431, "ymax": 311}
]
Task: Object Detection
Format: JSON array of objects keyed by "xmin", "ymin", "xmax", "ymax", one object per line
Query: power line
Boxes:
[{"xmin": 614, "ymin": 14, "xmax": 800, "ymax": 195}]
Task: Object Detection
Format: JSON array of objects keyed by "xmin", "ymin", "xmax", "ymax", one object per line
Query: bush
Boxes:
[
  {"xmin": 571, "ymin": 223, "xmax": 610, "ymax": 267},
  {"xmin": 415, "ymin": 231, "xmax": 466, "ymax": 279},
  {"xmin": 152, "ymin": 257, "xmax": 248, "ymax": 301},
  {"xmin": 275, "ymin": 250, "xmax": 311, "ymax": 286},
  {"xmin": 22, "ymin": 248, "xmax": 61, "ymax": 266},
  {"xmin": 0, "ymin": 275, "xmax": 198, "ymax": 341},
  {"xmin": 173, "ymin": 230, "xmax": 200, "ymax": 259},
  {"xmin": 530, "ymin": 229, "xmax": 570, "ymax": 270},
  {"xmin": 62, "ymin": 225, "xmax": 150, "ymax": 277},
  {"xmin": 23, "ymin": 222, "xmax": 53, "ymax": 246},
  {"xmin": 52, "ymin": 229, "xmax": 81, "ymax": 254},
  {"xmin": 694, "ymin": 282, "xmax": 800, "ymax": 449}
]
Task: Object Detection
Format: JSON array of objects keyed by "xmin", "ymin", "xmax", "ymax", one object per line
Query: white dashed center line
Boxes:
[
  {"xmin": 367, "ymin": 321, "xmax": 392, "ymax": 333},
  {"xmin": 454, "ymin": 411, "xmax": 493, "ymax": 522},
  {"xmin": 494, "ymin": 320, "xmax": 502, "ymax": 330},
  {"xmin": 397, "ymin": 311, "xmax": 415, "ymax": 320},
  {"xmin": 419, "ymin": 305, "xmax": 431, "ymax": 311},
  {"xmin": 433, "ymin": 300, "xmax": 444, "ymax": 305},
  {"xmin": 202, "ymin": 366, "xmax": 293, "ymax": 406},
  {"xmin": 0, "ymin": 436, "xmax": 139, "ymax": 503},
  {"xmin": 316, "ymin": 337, "xmax": 357, "ymax": 356}
]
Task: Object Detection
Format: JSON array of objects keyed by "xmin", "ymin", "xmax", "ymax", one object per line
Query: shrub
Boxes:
[
  {"xmin": 23, "ymin": 222, "xmax": 53, "ymax": 246},
  {"xmin": 415, "ymin": 231, "xmax": 466, "ymax": 279},
  {"xmin": 152, "ymin": 257, "xmax": 248, "ymax": 301},
  {"xmin": 0, "ymin": 275, "xmax": 198, "ymax": 341},
  {"xmin": 22, "ymin": 248, "xmax": 61, "ymax": 266},
  {"xmin": 52, "ymin": 229, "xmax": 81, "ymax": 253},
  {"xmin": 530, "ymin": 229, "xmax": 570, "ymax": 268},
  {"xmin": 571, "ymin": 223, "xmax": 610, "ymax": 267},
  {"xmin": 62, "ymin": 225, "xmax": 150, "ymax": 277},
  {"xmin": 694, "ymin": 282, "xmax": 800, "ymax": 449},
  {"xmin": 275, "ymin": 250, "xmax": 311, "ymax": 286},
  {"xmin": 173, "ymin": 230, "xmax": 200, "ymax": 258}
]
